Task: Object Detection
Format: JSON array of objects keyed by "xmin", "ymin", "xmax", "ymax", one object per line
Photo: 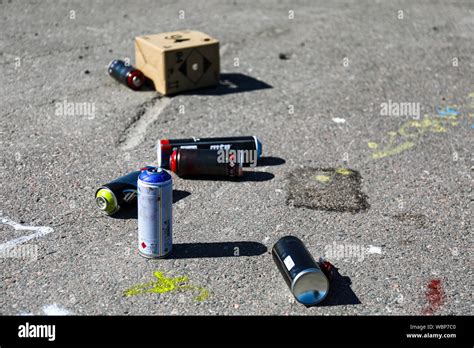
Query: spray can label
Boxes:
[{"xmin": 137, "ymin": 168, "xmax": 172, "ymax": 258}]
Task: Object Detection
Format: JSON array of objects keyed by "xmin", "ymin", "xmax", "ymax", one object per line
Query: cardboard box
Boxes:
[{"xmin": 135, "ymin": 30, "xmax": 220, "ymax": 95}]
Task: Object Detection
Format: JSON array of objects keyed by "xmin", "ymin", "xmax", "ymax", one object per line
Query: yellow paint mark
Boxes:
[
  {"xmin": 336, "ymin": 168, "xmax": 352, "ymax": 175},
  {"xmin": 369, "ymin": 94, "xmax": 470, "ymax": 161},
  {"xmin": 438, "ymin": 114, "xmax": 458, "ymax": 120},
  {"xmin": 420, "ymin": 118, "xmax": 434, "ymax": 127},
  {"xmin": 194, "ymin": 287, "xmax": 210, "ymax": 301},
  {"xmin": 124, "ymin": 271, "xmax": 210, "ymax": 301},
  {"xmin": 314, "ymin": 175, "xmax": 331, "ymax": 183},
  {"xmin": 372, "ymin": 141, "xmax": 416, "ymax": 160},
  {"xmin": 430, "ymin": 124, "xmax": 447, "ymax": 133},
  {"xmin": 398, "ymin": 118, "xmax": 447, "ymax": 137},
  {"xmin": 398, "ymin": 123, "xmax": 421, "ymax": 138},
  {"xmin": 368, "ymin": 142, "xmax": 378, "ymax": 149}
]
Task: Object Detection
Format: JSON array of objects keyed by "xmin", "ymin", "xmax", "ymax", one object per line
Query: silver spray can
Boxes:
[{"xmin": 137, "ymin": 166, "xmax": 173, "ymax": 258}]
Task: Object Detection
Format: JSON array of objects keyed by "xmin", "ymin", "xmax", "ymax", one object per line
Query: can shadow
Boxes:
[
  {"xmin": 240, "ymin": 171, "xmax": 275, "ymax": 182},
  {"xmin": 180, "ymin": 73, "xmax": 272, "ymax": 96},
  {"xmin": 315, "ymin": 267, "xmax": 361, "ymax": 307},
  {"xmin": 169, "ymin": 241, "xmax": 267, "ymax": 259},
  {"xmin": 257, "ymin": 156, "xmax": 286, "ymax": 167},
  {"xmin": 135, "ymin": 77, "xmax": 157, "ymax": 92},
  {"xmin": 172, "ymin": 189, "xmax": 191, "ymax": 203},
  {"xmin": 109, "ymin": 189, "xmax": 190, "ymax": 220},
  {"xmin": 177, "ymin": 171, "xmax": 274, "ymax": 182}
]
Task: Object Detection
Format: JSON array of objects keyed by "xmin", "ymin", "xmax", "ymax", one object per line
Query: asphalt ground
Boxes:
[{"xmin": 0, "ymin": 0, "xmax": 472, "ymax": 315}]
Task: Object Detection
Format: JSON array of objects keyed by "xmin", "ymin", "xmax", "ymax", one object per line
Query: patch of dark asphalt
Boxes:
[{"xmin": 286, "ymin": 167, "xmax": 370, "ymax": 213}]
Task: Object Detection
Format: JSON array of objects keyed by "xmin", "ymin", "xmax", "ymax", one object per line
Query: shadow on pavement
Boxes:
[
  {"xmin": 181, "ymin": 73, "xmax": 272, "ymax": 96},
  {"xmin": 135, "ymin": 77, "xmax": 157, "ymax": 92},
  {"xmin": 172, "ymin": 189, "xmax": 191, "ymax": 203},
  {"xmin": 258, "ymin": 156, "xmax": 286, "ymax": 167},
  {"xmin": 170, "ymin": 241, "xmax": 267, "ymax": 259},
  {"xmin": 316, "ymin": 266, "xmax": 361, "ymax": 307},
  {"xmin": 178, "ymin": 171, "xmax": 274, "ymax": 182}
]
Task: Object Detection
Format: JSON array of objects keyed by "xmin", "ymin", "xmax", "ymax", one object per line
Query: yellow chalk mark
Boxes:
[
  {"xmin": 438, "ymin": 114, "xmax": 458, "ymax": 120},
  {"xmin": 398, "ymin": 120, "xmax": 424, "ymax": 138},
  {"xmin": 398, "ymin": 118, "xmax": 447, "ymax": 137},
  {"xmin": 123, "ymin": 271, "xmax": 210, "ymax": 301},
  {"xmin": 369, "ymin": 95, "xmax": 469, "ymax": 161},
  {"xmin": 194, "ymin": 287, "xmax": 210, "ymax": 301},
  {"xmin": 314, "ymin": 175, "xmax": 331, "ymax": 183},
  {"xmin": 368, "ymin": 142, "xmax": 378, "ymax": 149},
  {"xmin": 336, "ymin": 168, "xmax": 352, "ymax": 175},
  {"xmin": 420, "ymin": 118, "xmax": 434, "ymax": 127},
  {"xmin": 372, "ymin": 141, "xmax": 416, "ymax": 159},
  {"xmin": 370, "ymin": 116, "xmax": 455, "ymax": 161},
  {"xmin": 430, "ymin": 124, "xmax": 447, "ymax": 132}
]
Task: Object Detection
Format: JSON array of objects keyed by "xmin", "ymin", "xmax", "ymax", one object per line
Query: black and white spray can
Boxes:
[{"xmin": 272, "ymin": 236, "xmax": 329, "ymax": 306}]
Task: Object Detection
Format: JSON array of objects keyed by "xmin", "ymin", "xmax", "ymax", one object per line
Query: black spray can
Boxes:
[
  {"xmin": 272, "ymin": 236, "xmax": 329, "ymax": 306},
  {"xmin": 170, "ymin": 148, "xmax": 243, "ymax": 178},
  {"xmin": 95, "ymin": 167, "xmax": 152, "ymax": 215}
]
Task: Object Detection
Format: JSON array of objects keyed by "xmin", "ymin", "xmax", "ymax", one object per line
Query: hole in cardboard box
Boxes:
[{"xmin": 166, "ymin": 34, "xmax": 190, "ymax": 43}]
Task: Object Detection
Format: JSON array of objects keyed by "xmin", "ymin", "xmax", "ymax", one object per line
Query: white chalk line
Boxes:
[
  {"xmin": 0, "ymin": 213, "xmax": 53, "ymax": 252},
  {"xmin": 120, "ymin": 97, "xmax": 172, "ymax": 151},
  {"xmin": 220, "ymin": 43, "xmax": 230, "ymax": 57}
]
